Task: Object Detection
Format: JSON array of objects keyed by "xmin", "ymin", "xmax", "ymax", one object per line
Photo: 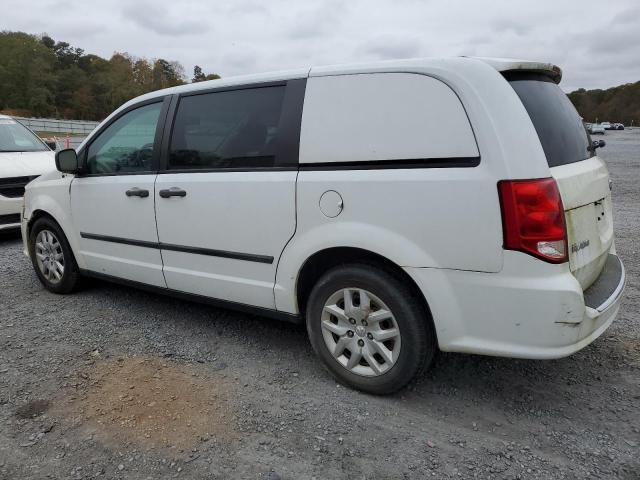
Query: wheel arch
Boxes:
[
  {"xmin": 27, "ymin": 209, "xmax": 60, "ymax": 236},
  {"xmin": 25, "ymin": 202, "xmax": 85, "ymax": 269},
  {"xmin": 26, "ymin": 210, "xmax": 70, "ymax": 260},
  {"xmin": 294, "ymin": 247, "xmax": 434, "ymax": 327}
]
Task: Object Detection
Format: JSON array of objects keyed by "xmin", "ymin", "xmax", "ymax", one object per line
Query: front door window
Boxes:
[{"xmin": 86, "ymin": 102, "xmax": 162, "ymax": 174}]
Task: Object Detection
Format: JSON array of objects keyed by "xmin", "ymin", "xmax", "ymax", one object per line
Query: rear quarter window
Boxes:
[
  {"xmin": 505, "ymin": 73, "xmax": 592, "ymax": 168},
  {"xmin": 299, "ymin": 73, "xmax": 479, "ymax": 165}
]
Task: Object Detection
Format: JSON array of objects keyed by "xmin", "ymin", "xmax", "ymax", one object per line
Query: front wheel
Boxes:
[
  {"xmin": 306, "ymin": 264, "xmax": 436, "ymax": 394},
  {"xmin": 29, "ymin": 217, "xmax": 81, "ymax": 294}
]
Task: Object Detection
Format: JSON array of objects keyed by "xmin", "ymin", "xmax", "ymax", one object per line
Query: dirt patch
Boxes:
[
  {"xmin": 621, "ymin": 337, "xmax": 640, "ymax": 363},
  {"xmin": 15, "ymin": 399, "xmax": 51, "ymax": 419},
  {"xmin": 621, "ymin": 337, "xmax": 640, "ymax": 351},
  {"xmin": 53, "ymin": 356, "xmax": 235, "ymax": 451}
]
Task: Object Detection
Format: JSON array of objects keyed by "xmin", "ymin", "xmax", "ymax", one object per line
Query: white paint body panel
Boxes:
[
  {"xmin": 405, "ymin": 250, "xmax": 623, "ymax": 359},
  {"xmin": 154, "ymin": 171, "xmax": 297, "ymax": 308},
  {"xmin": 551, "ymin": 156, "xmax": 614, "ymax": 289},
  {"xmin": 21, "ymin": 170, "xmax": 81, "ymax": 261},
  {"xmin": 0, "ymin": 151, "xmax": 56, "ymax": 178},
  {"xmin": 0, "ymin": 194, "xmax": 23, "ymax": 230},
  {"xmin": 69, "ymin": 176, "xmax": 166, "ymax": 287},
  {"xmin": 299, "ymin": 73, "xmax": 478, "ymax": 164}
]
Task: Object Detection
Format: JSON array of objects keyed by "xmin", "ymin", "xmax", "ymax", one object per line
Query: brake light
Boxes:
[{"xmin": 498, "ymin": 178, "xmax": 567, "ymax": 263}]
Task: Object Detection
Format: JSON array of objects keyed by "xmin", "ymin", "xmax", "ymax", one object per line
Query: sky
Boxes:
[{"xmin": 2, "ymin": 0, "xmax": 640, "ymax": 91}]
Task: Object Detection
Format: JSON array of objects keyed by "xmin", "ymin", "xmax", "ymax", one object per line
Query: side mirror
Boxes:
[
  {"xmin": 45, "ymin": 140, "xmax": 57, "ymax": 151},
  {"xmin": 55, "ymin": 148, "xmax": 80, "ymax": 174},
  {"xmin": 598, "ymin": 139, "xmax": 606, "ymax": 148}
]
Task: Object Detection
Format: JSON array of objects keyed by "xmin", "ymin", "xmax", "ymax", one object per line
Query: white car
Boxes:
[
  {"xmin": 21, "ymin": 57, "xmax": 625, "ymax": 394},
  {"xmin": 0, "ymin": 115, "xmax": 56, "ymax": 231},
  {"xmin": 588, "ymin": 123, "xmax": 606, "ymax": 135}
]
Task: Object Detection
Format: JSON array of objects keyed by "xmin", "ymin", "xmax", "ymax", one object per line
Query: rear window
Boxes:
[{"xmin": 505, "ymin": 73, "xmax": 592, "ymax": 168}]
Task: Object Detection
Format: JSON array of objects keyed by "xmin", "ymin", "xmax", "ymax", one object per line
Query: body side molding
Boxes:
[{"xmin": 80, "ymin": 232, "xmax": 274, "ymax": 264}]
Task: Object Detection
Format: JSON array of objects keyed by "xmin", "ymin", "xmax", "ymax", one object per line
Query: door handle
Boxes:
[
  {"xmin": 159, "ymin": 187, "xmax": 187, "ymax": 198},
  {"xmin": 125, "ymin": 187, "xmax": 149, "ymax": 198}
]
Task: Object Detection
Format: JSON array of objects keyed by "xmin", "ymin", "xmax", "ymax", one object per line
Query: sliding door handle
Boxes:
[
  {"xmin": 125, "ymin": 187, "xmax": 149, "ymax": 198},
  {"xmin": 159, "ymin": 187, "xmax": 187, "ymax": 198}
]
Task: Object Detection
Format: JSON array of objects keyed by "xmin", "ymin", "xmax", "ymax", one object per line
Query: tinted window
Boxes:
[
  {"xmin": 0, "ymin": 118, "xmax": 48, "ymax": 152},
  {"xmin": 169, "ymin": 86, "xmax": 286, "ymax": 169},
  {"xmin": 86, "ymin": 102, "xmax": 162, "ymax": 174},
  {"xmin": 507, "ymin": 74, "xmax": 592, "ymax": 168}
]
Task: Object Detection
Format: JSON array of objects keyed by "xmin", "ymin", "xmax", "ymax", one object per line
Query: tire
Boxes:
[
  {"xmin": 28, "ymin": 216, "xmax": 81, "ymax": 294},
  {"xmin": 306, "ymin": 263, "xmax": 436, "ymax": 394}
]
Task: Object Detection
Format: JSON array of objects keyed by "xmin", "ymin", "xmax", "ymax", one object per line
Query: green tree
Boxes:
[
  {"xmin": 568, "ymin": 82, "xmax": 640, "ymax": 125},
  {"xmin": 0, "ymin": 31, "xmax": 199, "ymax": 120},
  {"xmin": 152, "ymin": 58, "xmax": 185, "ymax": 90},
  {"xmin": 0, "ymin": 31, "xmax": 56, "ymax": 116},
  {"xmin": 192, "ymin": 64, "xmax": 220, "ymax": 83},
  {"xmin": 192, "ymin": 65, "xmax": 206, "ymax": 82}
]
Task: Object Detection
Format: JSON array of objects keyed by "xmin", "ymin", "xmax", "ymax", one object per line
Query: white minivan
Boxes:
[{"xmin": 21, "ymin": 57, "xmax": 625, "ymax": 394}]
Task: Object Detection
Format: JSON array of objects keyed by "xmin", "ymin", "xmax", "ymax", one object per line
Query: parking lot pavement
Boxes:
[{"xmin": 1, "ymin": 130, "xmax": 639, "ymax": 479}]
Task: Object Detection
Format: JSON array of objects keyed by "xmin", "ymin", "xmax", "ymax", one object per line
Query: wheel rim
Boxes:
[
  {"xmin": 321, "ymin": 288, "xmax": 401, "ymax": 377},
  {"xmin": 34, "ymin": 230, "xmax": 65, "ymax": 284}
]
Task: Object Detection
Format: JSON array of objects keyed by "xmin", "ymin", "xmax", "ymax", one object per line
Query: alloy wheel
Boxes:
[{"xmin": 34, "ymin": 230, "xmax": 65, "ymax": 284}]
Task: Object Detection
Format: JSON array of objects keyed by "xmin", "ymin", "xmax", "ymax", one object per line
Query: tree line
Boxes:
[
  {"xmin": 2, "ymin": 30, "xmax": 639, "ymax": 124},
  {"xmin": 568, "ymin": 82, "xmax": 640, "ymax": 125},
  {"xmin": 0, "ymin": 31, "xmax": 219, "ymax": 120}
]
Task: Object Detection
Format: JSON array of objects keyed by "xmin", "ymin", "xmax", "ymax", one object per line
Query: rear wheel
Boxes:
[
  {"xmin": 306, "ymin": 263, "xmax": 436, "ymax": 394},
  {"xmin": 29, "ymin": 217, "xmax": 81, "ymax": 294}
]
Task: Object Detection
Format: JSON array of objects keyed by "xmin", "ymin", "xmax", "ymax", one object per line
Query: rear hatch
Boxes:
[{"xmin": 505, "ymin": 73, "xmax": 613, "ymax": 290}]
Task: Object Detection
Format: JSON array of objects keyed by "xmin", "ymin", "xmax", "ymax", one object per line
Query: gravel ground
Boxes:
[{"xmin": 1, "ymin": 130, "xmax": 639, "ymax": 480}]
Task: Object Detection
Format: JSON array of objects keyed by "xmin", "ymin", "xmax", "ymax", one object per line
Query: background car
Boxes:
[
  {"xmin": 587, "ymin": 123, "xmax": 606, "ymax": 135},
  {"xmin": 0, "ymin": 115, "xmax": 56, "ymax": 231},
  {"xmin": 614, "ymin": 123, "xmax": 625, "ymax": 130}
]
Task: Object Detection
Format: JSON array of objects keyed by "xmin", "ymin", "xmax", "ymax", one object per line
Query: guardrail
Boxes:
[
  {"xmin": 13, "ymin": 116, "xmax": 100, "ymax": 136},
  {"xmin": 11, "ymin": 116, "xmax": 101, "ymax": 151}
]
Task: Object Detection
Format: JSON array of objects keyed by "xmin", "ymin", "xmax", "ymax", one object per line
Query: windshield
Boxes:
[
  {"xmin": 0, "ymin": 118, "xmax": 48, "ymax": 152},
  {"xmin": 505, "ymin": 73, "xmax": 592, "ymax": 168}
]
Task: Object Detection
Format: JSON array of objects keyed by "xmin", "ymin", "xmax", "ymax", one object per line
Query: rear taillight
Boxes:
[{"xmin": 498, "ymin": 178, "xmax": 567, "ymax": 263}]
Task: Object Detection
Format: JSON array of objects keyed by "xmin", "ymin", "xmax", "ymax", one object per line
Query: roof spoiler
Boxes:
[{"xmin": 465, "ymin": 57, "xmax": 563, "ymax": 84}]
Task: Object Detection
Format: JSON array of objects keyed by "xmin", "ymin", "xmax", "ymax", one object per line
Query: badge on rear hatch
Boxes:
[{"xmin": 571, "ymin": 240, "xmax": 590, "ymax": 253}]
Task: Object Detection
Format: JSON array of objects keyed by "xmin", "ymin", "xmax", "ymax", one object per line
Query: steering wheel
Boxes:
[{"xmin": 123, "ymin": 143, "xmax": 154, "ymax": 169}]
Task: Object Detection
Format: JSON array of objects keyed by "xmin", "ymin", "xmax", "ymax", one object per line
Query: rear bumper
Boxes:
[
  {"xmin": 583, "ymin": 254, "xmax": 624, "ymax": 312},
  {"xmin": 405, "ymin": 251, "xmax": 625, "ymax": 360}
]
